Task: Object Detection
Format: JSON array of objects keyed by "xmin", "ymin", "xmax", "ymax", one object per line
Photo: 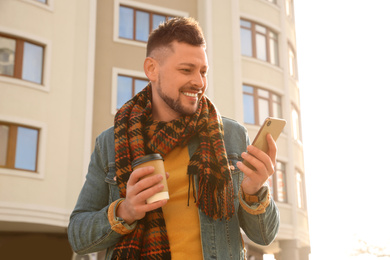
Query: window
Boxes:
[
  {"xmin": 288, "ymin": 44, "xmax": 298, "ymax": 78},
  {"xmin": 112, "ymin": 68, "xmax": 149, "ymax": 114},
  {"xmin": 116, "ymin": 75, "xmax": 148, "ymax": 109},
  {"xmin": 266, "ymin": 0, "xmax": 277, "ymax": 4},
  {"xmin": 296, "ymin": 171, "xmax": 305, "ymax": 209},
  {"xmin": 286, "ymin": 0, "xmax": 294, "ymax": 18},
  {"xmin": 119, "ymin": 5, "xmax": 175, "ymax": 42},
  {"xmin": 267, "ymin": 161, "xmax": 287, "ymax": 202},
  {"xmin": 35, "ymin": 0, "xmax": 47, "ymax": 3},
  {"xmin": 240, "ymin": 19, "xmax": 279, "ymax": 65},
  {"xmin": 243, "ymin": 85, "xmax": 282, "ymax": 125},
  {"xmin": 0, "ymin": 34, "xmax": 44, "ymax": 84},
  {"xmin": 291, "ymin": 105, "xmax": 302, "ymax": 142},
  {"xmin": 0, "ymin": 122, "xmax": 40, "ymax": 172}
]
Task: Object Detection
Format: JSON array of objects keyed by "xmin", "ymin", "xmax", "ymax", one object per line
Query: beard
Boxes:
[{"xmin": 156, "ymin": 77, "xmax": 202, "ymax": 116}]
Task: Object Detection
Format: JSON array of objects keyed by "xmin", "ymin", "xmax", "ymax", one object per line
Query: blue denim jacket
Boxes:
[{"xmin": 68, "ymin": 117, "xmax": 279, "ymax": 259}]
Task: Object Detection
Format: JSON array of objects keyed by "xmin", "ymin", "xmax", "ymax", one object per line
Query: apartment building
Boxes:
[{"xmin": 0, "ymin": 0, "xmax": 309, "ymax": 259}]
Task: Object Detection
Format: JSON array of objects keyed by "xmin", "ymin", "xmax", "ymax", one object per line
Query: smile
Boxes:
[{"xmin": 182, "ymin": 92, "xmax": 199, "ymax": 97}]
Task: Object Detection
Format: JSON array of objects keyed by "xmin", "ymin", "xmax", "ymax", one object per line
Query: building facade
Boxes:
[{"xmin": 0, "ymin": 0, "xmax": 309, "ymax": 259}]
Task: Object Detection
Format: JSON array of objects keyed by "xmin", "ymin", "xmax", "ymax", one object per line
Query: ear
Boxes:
[{"xmin": 144, "ymin": 57, "xmax": 158, "ymax": 81}]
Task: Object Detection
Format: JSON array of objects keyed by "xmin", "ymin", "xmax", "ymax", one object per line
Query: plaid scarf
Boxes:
[{"xmin": 112, "ymin": 84, "xmax": 234, "ymax": 259}]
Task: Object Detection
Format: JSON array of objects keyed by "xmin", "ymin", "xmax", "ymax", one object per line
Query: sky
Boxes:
[{"xmin": 293, "ymin": 1, "xmax": 390, "ymax": 259}]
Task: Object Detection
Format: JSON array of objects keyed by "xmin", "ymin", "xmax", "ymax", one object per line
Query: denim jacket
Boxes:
[{"xmin": 68, "ymin": 117, "xmax": 280, "ymax": 259}]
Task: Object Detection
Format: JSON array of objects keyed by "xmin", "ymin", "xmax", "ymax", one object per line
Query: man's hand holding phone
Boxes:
[{"xmin": 237, "ymin": 117, "xmax": 286, "ymax": 195}]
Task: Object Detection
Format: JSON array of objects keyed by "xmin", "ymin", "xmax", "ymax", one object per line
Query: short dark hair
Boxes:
[{"xmin": 146, "ymin": 17, "xmax": 206, "ymax": 57}]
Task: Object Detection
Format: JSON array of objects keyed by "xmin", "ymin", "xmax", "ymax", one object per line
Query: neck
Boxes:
[{"xmin": 151, "ymin": 105, "xmax": 180, "ymax": 122}]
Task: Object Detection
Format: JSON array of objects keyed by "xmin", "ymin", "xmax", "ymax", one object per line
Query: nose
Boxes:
[{"xmin": 191, "ymin": 72, "xmax": 206, "ymax": 88}]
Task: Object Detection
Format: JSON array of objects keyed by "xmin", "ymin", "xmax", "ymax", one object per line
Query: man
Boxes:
[{"xmin": 68, "ymin": 17, "xmax": 279, "ymax": 259}]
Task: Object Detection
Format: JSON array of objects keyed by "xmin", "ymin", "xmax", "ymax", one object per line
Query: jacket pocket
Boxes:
[
  {"xmin": 227, "ymin": 153, "xmax": 243, "ymax": 199},
  {"xmin": 105, "ymin": 162, "xmax": 120, "ymax": 203}
]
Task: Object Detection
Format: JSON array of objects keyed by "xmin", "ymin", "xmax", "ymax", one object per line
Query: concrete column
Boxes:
[
  {"xmin": 278, "ymin": 239, "xmax": 299, "ymax": 260},
  {"xmin": 299, "ymin": 246, "xmax": 311, "ymax": 260},
  {"xmin": 247, "ymin": 245, "xmax": 264, "ymax": 260}
]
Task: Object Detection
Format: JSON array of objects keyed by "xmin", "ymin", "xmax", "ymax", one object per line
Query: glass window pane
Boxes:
[
  {"xmin": 119, "ymin": 6, "xmax": 134, "ymax": 39},
  {"xmin": 257, "ymin": 88, "xmax": 269, "ymax": 98},
  {"xmin": 258, "ymin": 99, "xmax": 269, "ymax": 124},
  {"xmin": 240, "ymin": 28, "xmax": 252, "ymax": 57},
  {"xmin": 22, "ymin": 42, "xmax": 43, "ymax": 84},
  {"xmin": 134, "ymin": 79, "xmax": 148, "ymax": 95},
  {"xmin": 255, "ymin": 33, "xmax": 266, "ymax": 61},
  {"xmin": 273, "ymin": 102, "xmax": 282, "ymax": 118},
  {"xmin": 136, "ymin": 11, "xmax": 149, "ymax": 42},
  {"xmin": 286, "ymin": 0, "xmax": 292, "ymax": 16},
  {"xmin": 0, "ymin": 125, "xmax": 9, "ymax": 166},
  {"xmin": 269, "ymin": 38, "xmax": 278, "ymax": 65},
  {"xmin": 292, "ymin": 108, "xmax": 301, "ymax": 140},
  {"xmin": 35, "ymin": 0, "xmax": 47, "ymax": 3},
  {"xmin": 255, "ymin": 24, "xmax": 266, "ymax": 34},
  {"xmin": 289, "ymin": 49, "xmax": 295, "ymax": 76},
  {"xmin": 240, "ymin": 20, "xmax": 251, "ymax": 28},
  {"xmin": 272, "ymin": 94, "xmax": 281, "ymax": 103},
  {"xmin": 153, "ymin": 14, "xmax": 166, "ymax": 30},
  {"xmin": 296, "ymin": 172, "xmax": 304, "ymax": 208},
  {"xmin": 117, "ymin": 75, "xmax": 133, "ymax": 109},
  {"xmin": 243, "ymin": 85, "xmax": 253, "ymax": 94},
  {"xmin": 0, "ymin": 36, "xmax": 16, "ymax": 76},
  {"xmin": 243, "ymin": 94, "xmax": 255, "ymax": 124},
  {"xmin": 14, "ymin": 127, "xmax": 38, "ymax": 171}
]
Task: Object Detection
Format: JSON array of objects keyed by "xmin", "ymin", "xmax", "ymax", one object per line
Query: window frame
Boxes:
[
  {"xmin": 240, "ymin": 18, "xmax": 279, "ymax": 66},
  {"xmin": 0, "ymin": 33, "xmax": 45, "ymax": 84},
  {"xmin": 288, "ymin": 43, "xmax": 298, "ymax": 79},
  {"xmin": 111, "ymin": 67, "xmax": 149, "ymax": 115},
  {"xmin": 0, "ymin": 116, "xmax": 46, "ymax": 179},
  {"xmin": 242, "ymin": 84, "xmax": 283, "ymax": 126},
  {"xmin": 21, "ymin": 0, "xmax": 54, "ymax": 12},
  {"xmin": 291, "ymin": 103, "xmax": 302, "ymax": 143},
  {"xmin": 0, "ymin": 122, "xmax": 39, "ymax": 172},
  {"xmin": 0, "ymin": 26, "xmax": 51, "ymax": 92},
  {"xmin": 113, "ymin": 0, "xmax": 188, "ymax": 47},
  {"xmin": 118, "ymin": 5, "xmax": 173, "ymax": 43},
  {"xmin": 267, "ymin": 160, "xmax": 287, "ymax": 203},
  {"xmin": 296, "ymin": 170, "xmax": 306, "ymax": 209},
  {"xmin": 285, "ymin": 0, "xmax": 294, "ymax": 19}
]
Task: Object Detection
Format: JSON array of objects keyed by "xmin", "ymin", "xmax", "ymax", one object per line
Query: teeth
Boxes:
[{"xmin": 183, "ymin": 92, "xmax": 198, "ymax": 97}]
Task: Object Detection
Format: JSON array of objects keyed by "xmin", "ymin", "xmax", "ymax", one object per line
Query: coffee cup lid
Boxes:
[{"xmin": 131, "ymin": 153, "xmax": 163, "ymax": 168}]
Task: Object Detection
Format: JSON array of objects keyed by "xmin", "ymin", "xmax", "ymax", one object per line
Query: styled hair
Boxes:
[{"xmin": 146, "ymin": 17, "xmax": 206, "ymax": 57}]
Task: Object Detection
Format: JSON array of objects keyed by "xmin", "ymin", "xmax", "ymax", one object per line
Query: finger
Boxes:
[
  {"xmin": 136, "ymin": 182, "xmax": 164, "ymax": 202},
  {"xmin": 138, "ymin": 199, "xmax": 168, "ymax": 213},
  {"xmin": 246, "ymin": 146, "xmax": 274, "ymax": 174},
  {"xmin": 127, "ymin": 166, "xmax": 155, "ymax": 186},
  {"xmin": 266, "ymin": 134, "xmax": 277, "ymax": 165},
  {"xmin": 237, "ymin": 160, "xmax": 260, "ymax": 181},
  {"xmin": 240, "ymin": 152, "xmax": 266, "ymax": 175},
  {"xmin": 132, "ymin": 174, "xmax": 163, "ymax": 196}
]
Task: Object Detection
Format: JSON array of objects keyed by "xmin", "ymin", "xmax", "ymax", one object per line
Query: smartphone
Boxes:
[{"xmin": 243, "ymin": 117, "xmax": 286, "ymax": 170}]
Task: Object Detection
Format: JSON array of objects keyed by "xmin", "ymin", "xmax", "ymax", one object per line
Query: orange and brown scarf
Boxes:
[{"xmin": 112, "ymin": 84, "xmax": 234, "ymax": 259}]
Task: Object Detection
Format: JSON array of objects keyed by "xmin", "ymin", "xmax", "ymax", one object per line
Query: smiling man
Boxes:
[
  {"xmin": 146, "ymin": 40, "xmax": 208, "ymax": 121},
  {"xmin": 68, "ymin": 17, "xmax": 280, "ymax": 260}
]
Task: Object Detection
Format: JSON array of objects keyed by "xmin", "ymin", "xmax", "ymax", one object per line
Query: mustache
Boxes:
[{"xmin": 179, "ymin": 85, "xmax": 203, "ymax": 93}]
